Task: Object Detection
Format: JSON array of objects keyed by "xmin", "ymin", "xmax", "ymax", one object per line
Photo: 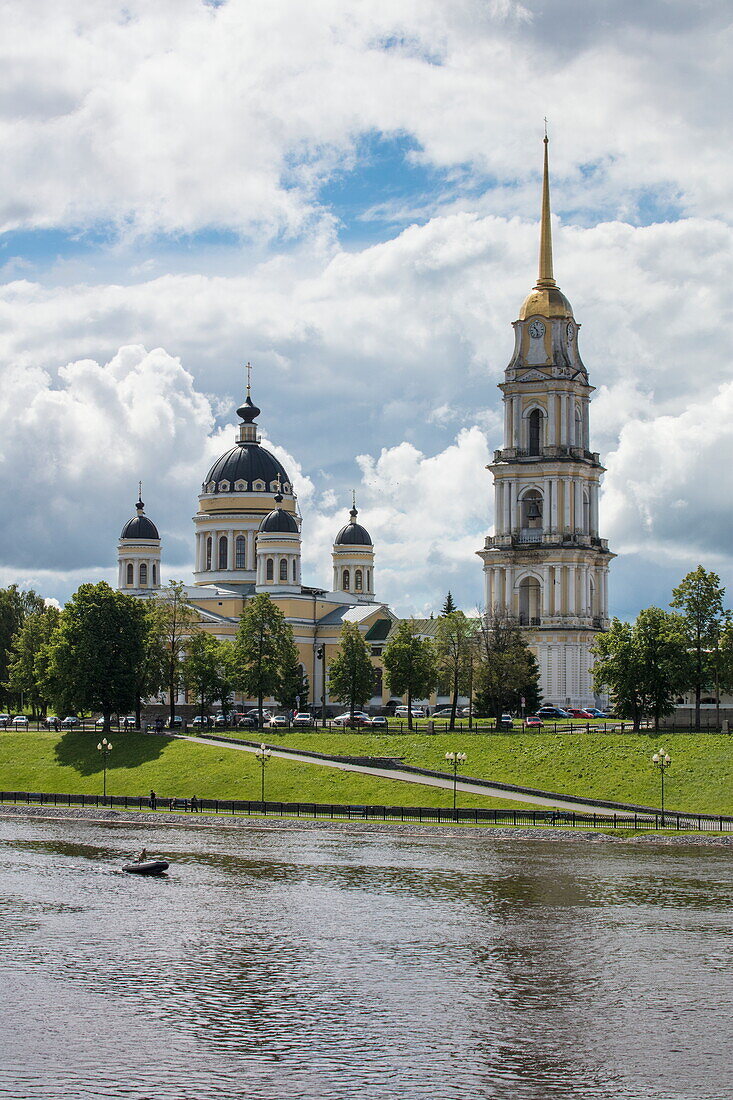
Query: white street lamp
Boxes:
[
  {"xmin": 97, "ymin": 737, "xmax": 113, "ymax": 801},
  {"xmin": 445, "ymin": 751, "xmax": 467, "ymax": 817},
  {"xmin": 651, "ymin": 749, "xmax": 671, "ymax": 826},
  {"xmin": 255, "ymin": 743, "xmax": 272, "ymax": 804}
]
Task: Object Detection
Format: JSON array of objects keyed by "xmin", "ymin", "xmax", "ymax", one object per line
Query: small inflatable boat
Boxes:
[{"xmin": 122, "ymin": 860, "xmax": 169, "ymax": 876}]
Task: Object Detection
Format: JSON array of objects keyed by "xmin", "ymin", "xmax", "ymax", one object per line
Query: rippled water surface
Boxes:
[{"xmin": 0, "ymin": 816, "xmax": 731, "ymax": 1099}]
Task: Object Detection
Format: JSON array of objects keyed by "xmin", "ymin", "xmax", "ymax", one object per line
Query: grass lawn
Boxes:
[{"xmin": 0, "ymin": 728, "xmax": 731, "ymax": 814}]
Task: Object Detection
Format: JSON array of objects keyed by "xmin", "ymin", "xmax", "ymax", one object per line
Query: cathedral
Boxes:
[
  {"xmin": 115, "ymin": 138, "xmax": 612, "ymax": 711},
  {"xmin": 477, "ymin": 136, "xmax": 613, "ymax": 706}
]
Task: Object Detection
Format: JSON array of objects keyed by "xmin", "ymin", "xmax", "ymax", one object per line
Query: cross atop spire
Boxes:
[
  {"xmin": 246, "ymin": 361, "xmax": 252, "ymax": 396},
  {"xmin": 536, "ymin": 130, "xmax": 556, "ymax": 290}
]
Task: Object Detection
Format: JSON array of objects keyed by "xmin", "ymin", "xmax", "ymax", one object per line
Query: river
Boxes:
[{"xmin": 0, "ymin": 814, "xmax": 731, "ymax": 1099}]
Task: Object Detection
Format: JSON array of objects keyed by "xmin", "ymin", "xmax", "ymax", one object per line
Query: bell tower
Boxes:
[{"xmin": 477, "ymin": 135, "xmax": 614, "ymax": 707}]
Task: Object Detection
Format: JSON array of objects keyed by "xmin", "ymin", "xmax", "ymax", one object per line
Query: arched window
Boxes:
[
  {"xmin": 206, "ymin": 537, "xmax": 212, "ymax": 570},
  {"xmin": 518, "ymin": 576, "xmax": 541, "ymax": 626},
  {"xmin": 355, "ymin": 569, "xmax": 363, "ymax": 591},
  {"xmin": 218, "ymin": 536, "xmax": 228, "ymax": 570},
  {"xmin": 367, "ymin": 568, "xmax": 371, "ymax": 591},
  {"xmin": 139, "ymin": 562, "xmax": 148, "ymax": 586},
  {"xmin": 528, "ymin": 409, "xmax": 544, "ymax": 455},
  {"xmin": 292, "ymin": 559, "xmax": 297, "ymax": 582},
  {"xmin": 126, "ymin": 563, "xmax": 133, "ymax": 586},
  {"xmin": 343, "ymin": 569, "xmax": 350, "ymax": 590},
  {"xmin": 520, "ymin": 489, "xmax": 543, "ymax": 531},
  {"xmin": 279, "ymin": 558, "xmax": 288, "ymax": 581},
  {"xmin": 152, "ymin": 563, "xmax": 157, "ymax": 585},
  {"xmin": 235, "ymin": 536, "xmax": 246, "ymax": 569},
  {"xmin": 266, "ymin": 558, "xmax": 274, "ymax": 581}
]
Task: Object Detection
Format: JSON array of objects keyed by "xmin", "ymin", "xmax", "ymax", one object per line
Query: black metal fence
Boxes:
[{"xmin": 1, "ymin": 790, "xmax": 732, "ymax": 832}]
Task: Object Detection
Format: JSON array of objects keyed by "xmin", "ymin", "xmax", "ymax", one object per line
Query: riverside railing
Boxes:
[{"xmin": 1, "ymin": 790, "xmax": 732, "ymax": 832}]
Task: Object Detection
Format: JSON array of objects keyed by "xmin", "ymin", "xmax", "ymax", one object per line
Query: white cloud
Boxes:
[{"xmin": 0, "ymin": 0, "xmax": 731, "ymax": 243}]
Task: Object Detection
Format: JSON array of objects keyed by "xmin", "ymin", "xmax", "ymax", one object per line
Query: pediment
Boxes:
[{"xmin": 518, "ymin": 369, "xmax": 547, "ymax": 382}]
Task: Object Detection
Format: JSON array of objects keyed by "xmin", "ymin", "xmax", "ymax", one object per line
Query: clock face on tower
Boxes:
[
  {"xmin": 567, "ymin": 322, "xmax": 575, "ymax": 342},
  {"xmin": 528, "ymin": 320, "xmax": 545, "ymax": 339}
]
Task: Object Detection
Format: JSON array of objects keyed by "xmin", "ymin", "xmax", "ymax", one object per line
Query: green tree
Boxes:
[
  {"xmin": 276, "ymin": 631, "xmax": 309, "ymax": 712},
  {"xmin": 0, "ymin": 586, "xmax": 46, "ymax": 707},
  {"xmin": 155, "ymin": 581, "xmax": 201, "ymax": 726},
  {"xmin": 441, "ymin": 592, "xmax": 457, "ymax": 616},
  {"xmin": 183, "ymin": 633, "xmax": 232, "ymax": 719},
  {"xmin": 231, "ymin": 593, "xmax": 294, "ymax": 724},
  {"xmin": 671, "ymin": 566, "xmax": 728, "ymax": 730},
  {"xmin": 327, "ymin": 622, "xmax": 375, "ymax": 718},
  {"xmin": 434, "ymin": 611, "xmax": 476, "ymax": 729},
  {"xmin": 382, "ymin": 620, "xmax": 437, "ymax": 729},
  {"xmin": 473, "ymin": 611, "xmax": 541, "ymax": 723},
  {"xmin": 593, "ymin": 609, "xmax": 690, "ymax": 732},
  {"xmin": 42, "ymin": 583, "xmax": 148, "ymax": 731},
  {"xmin": 5, "ymin": 604, "xmax": 61, "ymax": 716}
]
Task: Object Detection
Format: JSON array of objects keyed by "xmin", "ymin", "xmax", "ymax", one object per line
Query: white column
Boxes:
[
  {"xmin": 505, "ymin": 565, "xmax": 514, "ymax": 615},
  {"xmin": 583, "ymin": 398, "xmax": 590, "ymax": 450},
  {"xmin": 487, "ymin": 568, "xmax": 494, "ymax": 611},
  {"xmin": 195, "ymin": 532, "xmax": 201, "ymax": 572},
  {"xmin": 564, "ymin": 393, "xmax": 572, "ymax": 445},
  {"xmin": 548, "ymin": 391, "xmax": 556, "ymax": 445},
  {"xmin": 568, "ymin": 565, "xmax": 577, "ymax": 615},
  {"xmin": 590, "ymin": 483, "xmax": 599, "ymax": 535},
  {"xmin": 563, "ymin": 478, "xmax": 571, "ymax": 532},
  {"xmin": 512, "ymin": 397, "xmax": 521, "ymax": 447},
  {"xmin": 503, "ymin": 481, "xmax": 511, "ymax": 532},
  {"xmin": 504, "ymin": 396, "xmax": 511, "ymax": 447},
  {"xmin": 495, "ymin": 481, "xmax": 503, "ymax": 534},
  {"xmin": 575, "ymin": 480, "xmax": 583, "ymax": 532},
  {"xmin": 542, "ymin": 564, "xmax": 551, "ymax": 617}
]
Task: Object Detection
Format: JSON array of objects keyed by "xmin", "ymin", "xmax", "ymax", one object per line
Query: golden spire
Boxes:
[{"xmin": 537, "ymin": 126, "xmax": 555, "ymax": 289}]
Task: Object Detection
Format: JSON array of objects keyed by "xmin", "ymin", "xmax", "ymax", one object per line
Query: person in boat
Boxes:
[{"xmin": 136, "ymin": 847, "xmax": 148, "ymax": 863}]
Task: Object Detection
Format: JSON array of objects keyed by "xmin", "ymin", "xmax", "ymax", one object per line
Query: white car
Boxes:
[
  {"xmin": 266, "ymin": 715, "xmax": 288, "ymax": 728},
  {"xmin": 394, "ymin": 706, "xmax": 425, "ymax": 719},
  {"xmin": 12, "ymin": 715, "xmax": 29, "ymax": 728},
  {"xmin": 192, "ymin": 716, "xmax": 210, "ymax": 728},
  {"xmin": 292, "ymin": 712, "xmax": 315, "ymax": 727},
  {"xmin": 332, "ymin": 712, "xmax": 370, "ymax": 725},
  {"xmin": 0, "ymin": 714, "xmax": 10, "ymax": 727}
]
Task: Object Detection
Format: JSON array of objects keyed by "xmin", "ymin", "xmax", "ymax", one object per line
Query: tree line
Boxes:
[
  {"xmin": 0, "ymin": 583, "xmax": 542, "ymax": 730},
  {"xmin": 592, "ymin": 565, "xmax": 733, "ymax": 731}
]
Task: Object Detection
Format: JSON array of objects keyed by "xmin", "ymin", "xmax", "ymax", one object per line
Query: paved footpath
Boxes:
[{"xmin": 176, "ymin": 733, "xmax": 639, "ymax": 816}]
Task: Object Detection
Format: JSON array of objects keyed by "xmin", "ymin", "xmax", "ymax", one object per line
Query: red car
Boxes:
[
  {"xmin": 524, "ymin": 716, "xmax": 543, "ymax": 728},
  {"xmin": 568, "ymin": 708, "xmax": 594, "ymax": 719}
]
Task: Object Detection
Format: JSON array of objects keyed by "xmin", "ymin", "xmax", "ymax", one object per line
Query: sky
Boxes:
[{"xmin": 1, "ymin": 0, "xmax": 732, "ymax": 617}]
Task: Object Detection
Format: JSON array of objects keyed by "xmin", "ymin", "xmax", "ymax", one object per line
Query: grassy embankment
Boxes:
[{"xmin": 0, "ymin": 728, "xmax": 731, "ymax": 814}]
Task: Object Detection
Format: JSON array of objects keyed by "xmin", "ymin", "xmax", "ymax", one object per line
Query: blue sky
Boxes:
[{"xmin": 1, "ymin": 0, "xmax": 733, "ymax": 616}]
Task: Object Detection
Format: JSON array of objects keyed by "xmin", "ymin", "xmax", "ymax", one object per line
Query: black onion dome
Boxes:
[
  {"xmin": 204, "ymin": 444, "xmax": 291, "ymax": 494},
  {"xmin": 121, "ymin": 508, "xmax": 159, "ymax": 540},
  {"xmin": 335, "ymin": 505, "xmax": 372, "ymax": 546},
  {"xmin": 260, "ymin": 507, "xmax": 298, "ymax": 534},
  {"xmin": 237, "ymin": 395, "xmax": 260, "ymax": 422}
]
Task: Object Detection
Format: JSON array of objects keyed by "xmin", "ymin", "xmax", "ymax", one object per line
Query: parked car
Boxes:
[
  {"xmin": 460, "ymin": 707, "xmax": 473, "ymax": 718},
  {"xmin": 367, "ymin": 715, "xmax": 389, "ymax": 729},
  {"xmin": 192, "ymin": 716, "xmax": 210, "ymax": 728},
  {"xmin": 167, "ymin": 717, "xmax": 183, "ymax": 729},
  {"xmin": 333, "ymin": 712, "xmax": 370, "ymax": 727},
  {"xmin": 431, "ymin": 708, "xmax": 456, "ymax": 719},
  {"xmin": 499, "ymin": 713, "xmax": 514, "ymax": 728},
  {"xmin": 12, "ymin": 715, "xmax": 29, "ymax": 728},
  {"xmin": 585, "ymin": 708, "xmax": 608, "ymax": 719},
  {"xmin": 292, "ymin": 712, "xmax": 315, "ymax": 727},
  {"xmin": 61, "ymin": 716, "xmax": 79, "ymax": 727},
  {"xmin": 394, "ymin": 706, "xmax": 425, "ymax": 719},
  {"xmin": 0, "ymin": 714, "xmax": 10, "ymax": 727},
  {"xmin": 266, "ymin": 715, "xmax": 288, "ymax": 728},
  {"xmin": 122, "ymin": 715, "xmax": 137, "ymax": 729},
  {"xmin": 537, "ymin": 706, "xmax": 571, "ymax": 719},
  {"xmin": 567, "ymin": 708, "xmax": 594, "ymax": 720},
  {"xmin": 45, "ymin": 715, "xmax": 59, "ymax": 728},
  {"xmin": 237, "ymin": 715, "xmax": 258, "ymax": 729},
  {"xmin": 214, "ymin": 715, "xmax": 229, "ymax": 727},
  {"xmin": 524, "ymin": 716, "xmax": 543, "ymax": 728}
]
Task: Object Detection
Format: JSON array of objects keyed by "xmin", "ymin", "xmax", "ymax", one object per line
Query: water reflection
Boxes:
[{"xmin": 0, "ymin": 818, "xmax": 731, "ymax": 1100}]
